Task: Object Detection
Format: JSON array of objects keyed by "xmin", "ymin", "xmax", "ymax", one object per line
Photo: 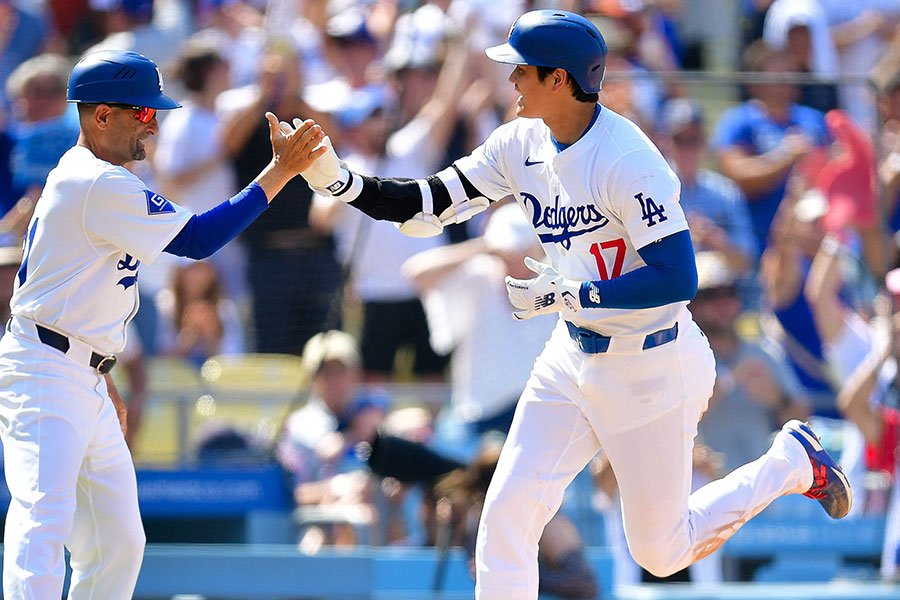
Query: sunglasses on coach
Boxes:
[{"xmin": 104, "ymin": 103, "xmax": 157, "ymax": 123}]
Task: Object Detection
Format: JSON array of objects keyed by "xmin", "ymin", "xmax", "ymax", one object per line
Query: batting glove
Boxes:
[
  {"xmin": 284, "ymin": 118, "xmax": 352, "ymax": 197},
  {"xmin": 505, "ymin": 257, "xmax": 582, "ymax": 320}
]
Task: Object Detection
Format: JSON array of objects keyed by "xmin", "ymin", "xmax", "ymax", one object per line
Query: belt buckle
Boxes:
[
  {"xmin": 576, "ymin": 331, "xmax": 595, "ymax": 354},
  {"xmin": 96, "ymin": 356, "xmax": 117, "ymax": 374}
]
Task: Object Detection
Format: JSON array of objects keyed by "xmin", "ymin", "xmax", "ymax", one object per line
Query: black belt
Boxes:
[
  {"xmin": 35, "ymin": 324, "xmax": 117, "ymax": 373},
  {"xmin": 565, "ymin": 321, "xmax": 679, "ymax": 354}
]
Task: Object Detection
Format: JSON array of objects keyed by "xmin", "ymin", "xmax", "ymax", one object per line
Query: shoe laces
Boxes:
[{"xmin": 803, "ymin": 461, "xmax": 829, "ymax": 499}]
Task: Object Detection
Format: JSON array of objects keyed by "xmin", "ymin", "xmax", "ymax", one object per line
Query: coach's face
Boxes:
[
  {"xmin": 111, "ymin": 105, "xmax": 157, "ymax": 163},
  {"xmin": 88, "ymin": 103, "xmax": 158, "ymax": 165}
]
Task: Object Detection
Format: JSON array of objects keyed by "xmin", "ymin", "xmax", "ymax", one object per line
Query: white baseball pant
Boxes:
[
  {"xmin": 0, "ymin": 317, "xmax": 145, "ymax": 599},
  {"xmin": 475, "ymin": 317, "xmax": 813, "ymax": 599}
]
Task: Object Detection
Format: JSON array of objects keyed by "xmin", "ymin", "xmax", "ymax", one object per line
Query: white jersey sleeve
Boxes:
[
  {"xmin": 604, "ymin": 149, "xmax": 688, "ymax": 250},
  {"xmin": 84, "ymin": 167, "xmax": 192, "ymax": 264},
  {"xmin": 453, "ymin": 123, "xmax": 517, "ymax": 200}
]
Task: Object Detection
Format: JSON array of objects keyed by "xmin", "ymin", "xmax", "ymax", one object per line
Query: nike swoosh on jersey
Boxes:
[{"xmin": 524, "ymin": 156, "xmax": 543, "ymax": 167}]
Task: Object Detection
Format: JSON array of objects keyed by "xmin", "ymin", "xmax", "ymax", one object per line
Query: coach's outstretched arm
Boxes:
[{"xmin": 163, "ymin": 113, "xmax": 327, "ymax": 260}]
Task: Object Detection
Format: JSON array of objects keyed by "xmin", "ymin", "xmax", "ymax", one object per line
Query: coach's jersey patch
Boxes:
[{"xmin": 145, "ymin": 190, "xmax": 175, "ymax": 215}]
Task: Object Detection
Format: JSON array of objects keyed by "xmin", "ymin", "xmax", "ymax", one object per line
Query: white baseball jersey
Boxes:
[
  {"xmin": 455, "ymin": 106, "xmax": 689, "ymax": 337},
  {"xmin": 10, "ymin": 145, "xmax": 192, "ymax": 354}
]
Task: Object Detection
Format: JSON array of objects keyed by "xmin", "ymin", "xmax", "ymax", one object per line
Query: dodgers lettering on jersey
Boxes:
[
  {"xmin": 454, "ymin": 106, "xmax": 690, "ymax": 337},
  {"xmin": 10, "ymin": 146, "xmax": 192, "ymax": 354}
]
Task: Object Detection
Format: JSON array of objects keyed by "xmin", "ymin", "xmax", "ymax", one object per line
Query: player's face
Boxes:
[{"xmin": 508, "ymin": 65, "xmax": 553, "ymax": 118}]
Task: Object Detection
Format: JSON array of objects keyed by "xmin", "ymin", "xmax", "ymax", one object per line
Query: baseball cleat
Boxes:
[{"xmin": 783, "ymin": 420, "xmax": 852, "ymax": 519}]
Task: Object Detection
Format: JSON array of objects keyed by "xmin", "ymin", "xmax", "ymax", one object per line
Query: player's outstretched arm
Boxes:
[{"xmin": 294, "ymin": 118, "xmax": 493, "ymax": 238}]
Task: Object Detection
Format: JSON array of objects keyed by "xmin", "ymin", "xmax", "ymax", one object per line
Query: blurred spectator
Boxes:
[
  {"xmin": 763, "ymin": 0, "xmax": 840, "ymax": 113},
  {"xmin": 276, "ymin": 330, "xmax": 389, "ymax": 546},
  {"xmin": 84, "ymin": 0, "xmax": 193, "ymax": 70},
  {"xmin": 758, "ymin": 175, "xmax": 837, "ymax": 414},
  {"xmin": 401, "ymin": 203, "xmax": 556, "ymax": 461},
  {"xmin": 0, "ymin": 0, "xmax": 51, "ymax": 108},
  {"xmin": 878, "ymin": 65, "xmax": 900, "ymax": 267},
  {"xmin": 0, "ymin": 127, "xmax": 18, "ymax": 232},
  {"xmin": 586, "ymin": 0, "xmax": 681, "ymax": 72},
  {"xmin": 713, "ymin": 41, "xmax": 829, "ymax": 256},
  {"xmin": 836, "ymin": 270, "xmax": 900, "ymax": 575},
  {"xmin": 117, "ymin": 322, "xmax": 148, "ymax": 450},
  {"xmin": 193, "ymin": 420, "xmax": 268, "ymax": 465},
  {"xmin": 590, "ymin": 14, "xmax": 667, "ymax": 131},
  {"xmin": 824, "ymin": 2, "xmax": 900, "ymax": 132},
  {"xmin": 154, "ymin": 39, "xmax": 247, "ymax": 305},
  {"xmin": 657, "ymin": 98, "xmax": 756, "ymax": 272},
  {"xmin": 0, "ymin": 244, "xmax": 20, "ymax": 323},
  {"xmin": 740, "ymin": 0, "xmax": 776, "ymax": 51},
  {"xmin": 809, "ymin": 109, "xmax": 882, "ymax": 279},
  {"xmin": 303, "ymin": 6, "xmax": 383, "ymax": 114},
  {"xmin": 155, "ymin": 260, "xmax": 244, "ymax": 366},
  {"xmin": 193, "ymin": 0, "xmax": 265, "ymax": 88},
  {"xmin": 2, "ymin": 54, "xmax": 79, "ymax": 238},
  {"xmin": 805, "ymin": 233, "xmax": 887, "ymax": 518},
  {"xmin": 311, "ymin": 87, "xmax": 448, "ymax": 383},
  {"xmin": 365, "ymin": 432, "xmax": 598, "ymax": 598},
  {"xmin": 689, "ymin": 251, "xmax": 809, "ymax": 472},
  {"xmin": 218, "ymin": 47, "xmax": 341, "ymax": 354}
]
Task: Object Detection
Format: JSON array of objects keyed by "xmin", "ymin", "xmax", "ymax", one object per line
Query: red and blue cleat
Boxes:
[{"xmin": 784, "ymin": 420, "xmax": 852, "ymax": 519}]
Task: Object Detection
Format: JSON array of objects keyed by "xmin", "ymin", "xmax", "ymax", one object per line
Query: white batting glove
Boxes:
[
  {"xmin": 289, "ymin": 118, "xmax": 352, "ymax": 196},
  {"xmin": 300, "ymin": 135, "xmax": 351, "ymax": 195},
  {"xmin": 504, "ymin": 257, "xmax": 582, "ymax": 320}
]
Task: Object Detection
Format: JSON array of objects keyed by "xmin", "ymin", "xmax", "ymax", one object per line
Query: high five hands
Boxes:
[{"xmin": 276, "ymin": 117, "xmax": 351, "ymax": 195}]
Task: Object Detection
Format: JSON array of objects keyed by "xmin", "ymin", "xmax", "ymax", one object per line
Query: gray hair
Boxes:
[{"xmin": 5, "ymin": 53, "xmax": 72, "ymax": 101}]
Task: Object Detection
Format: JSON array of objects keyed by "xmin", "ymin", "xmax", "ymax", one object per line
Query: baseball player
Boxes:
[
  {"xmin": 0, "ymin": 50, "xmax": 326, "ymax": 599},
  {"xmin": 297, "ymin": 10, "xmax": 852, "ymax": 599}
]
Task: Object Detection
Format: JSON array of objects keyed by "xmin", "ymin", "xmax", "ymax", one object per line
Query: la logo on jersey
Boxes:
[
  {"xmin": 117, "ymin": 253, "xmax": 140, "ymax": 290},
  {"xmin": 635, "ymin": 192, "xmax": 667, "ymax": 227},
  {"xmin": 145, "ymin": 190, "xmax": 175, "ymax": 215}
]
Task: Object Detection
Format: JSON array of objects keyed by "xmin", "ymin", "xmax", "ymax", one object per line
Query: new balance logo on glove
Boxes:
[{"xmin": 535, "ymin": 292, "xmax": 556, "ymax": 309}]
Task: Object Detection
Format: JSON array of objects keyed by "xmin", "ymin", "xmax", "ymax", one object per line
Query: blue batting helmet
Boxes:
[
  {"xmin": 485, "ymin": 10, "xmax": 608, "ymax": 94},
  {"xmin": 67, "ymin": 50, "xmax": 181, "ymax": 109}
]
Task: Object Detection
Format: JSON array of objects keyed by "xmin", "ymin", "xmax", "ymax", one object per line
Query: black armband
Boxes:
[{"xmin": 346, "ymin": 168, "xmax": 486, "ymax": 224}]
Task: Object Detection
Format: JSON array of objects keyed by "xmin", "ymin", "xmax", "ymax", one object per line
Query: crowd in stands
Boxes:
[{"xmin": 4, "ymin": 0, "xmax": 900, "ymax": 592}]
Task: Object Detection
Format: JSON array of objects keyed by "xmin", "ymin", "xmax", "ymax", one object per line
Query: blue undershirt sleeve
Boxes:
[
  {"xmin": 578, "ymin": 230, "xmax": 697, "ymax": 309},
  {"xmin": 163, "ymin": 181, "xmax": 268, "ymax": 260}
]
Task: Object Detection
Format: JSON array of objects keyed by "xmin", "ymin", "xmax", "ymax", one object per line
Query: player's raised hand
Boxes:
[
  {"xmin": 265, "ymin": 112, "xmax": 327, "ymax": 176},
  {"xmin": 504, "ymin": 257, "xmax": 582, "ymax": 320},
  {"xmin": 286, "ymin": 116, "xmax": 353, "ymax": 196}
]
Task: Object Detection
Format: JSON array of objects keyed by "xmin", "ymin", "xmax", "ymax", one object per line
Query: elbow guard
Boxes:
[
  {"xmin": 396, "ymin": 166, "xmax": 490, "ymax": 237},
  {"xmin": 396, "ymin": 179, "xmax": 445, "ymax": 238}
]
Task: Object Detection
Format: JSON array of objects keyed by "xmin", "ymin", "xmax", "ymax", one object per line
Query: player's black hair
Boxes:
[{"xmin": 535, "ymin": 66, "xmax": 598, "ymax": 104}]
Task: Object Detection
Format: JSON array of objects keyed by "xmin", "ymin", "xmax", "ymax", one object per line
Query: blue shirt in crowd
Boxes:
[
  {"xmin": 9, "ymin": 107, "xmax": 81, "ymax": 192},
  {"xmin": 680, "ymin": 168, "xmax": 758, "ymax": 261},
  {"xmin": 712, "ymin": 101, "xmax": 828, "ymax": 255}
]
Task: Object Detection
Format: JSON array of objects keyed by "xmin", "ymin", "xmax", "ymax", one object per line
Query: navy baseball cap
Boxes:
[{"xmin": 68, "ymin": 50, "xmax": 180, "ymax": 109}]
